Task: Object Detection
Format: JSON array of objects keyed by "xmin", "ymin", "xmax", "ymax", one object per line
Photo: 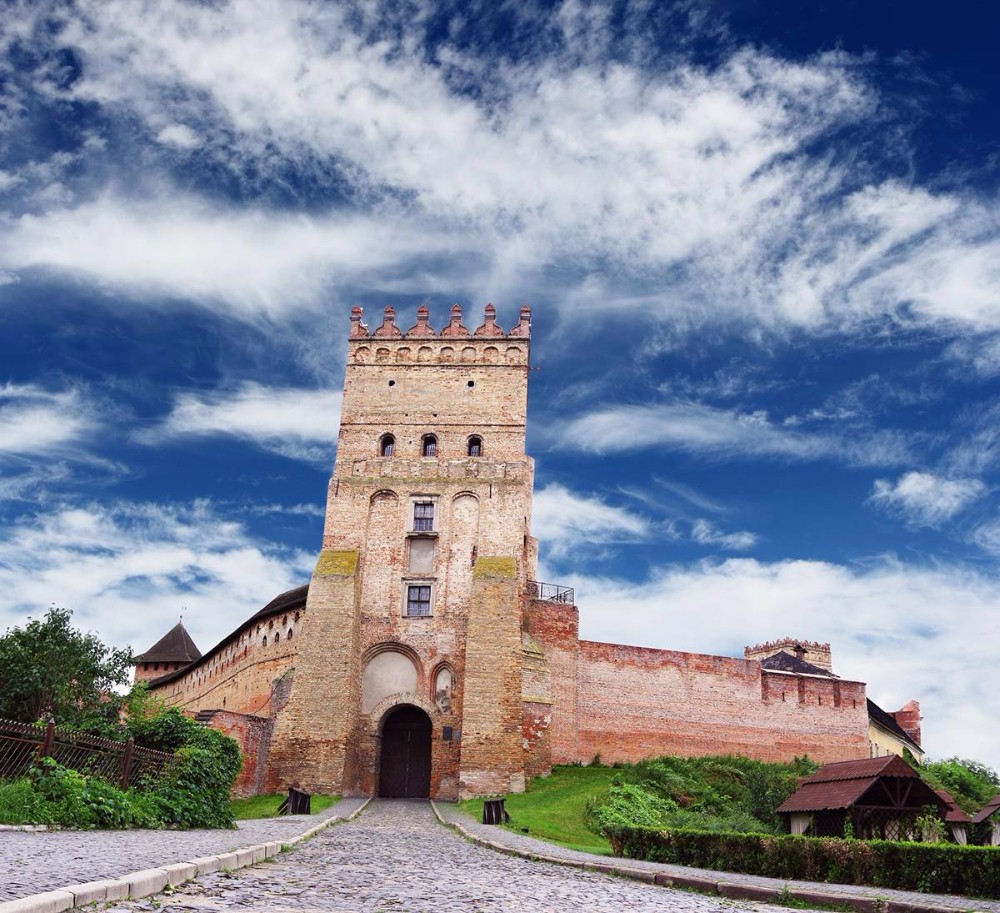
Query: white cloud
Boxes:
[
  {"xmin": 566, "ymin": 556, "xmax": 1000, "ymax": 771},
  {"xmin": 691, "ymin": 518, "xmax": 756, "ymax": 551},
  {"xmin": 0, "ymin": 1, "xmax": 997, "ymax": 340},
  {"xmin": 0, "ymin": 499, "xmax": 313, "ymax": 658},
  {"xmin": 0, "ymin": 384, "xmax": 99, "ymax": 459},
  {"xmin": 3, "ymin": 197, "xmax": 460, "ymax": 318},
  {"xmin": 559, "ymin": 401, "xmax": 912, "ymax": 466},
  {"xmin": 532, "ymin": 483, "xmax": 650, "ymax": 557},
  {"xmin": 155, "ymin": 123, "xmax": 200, "ymax": 149},
  {"xmin": 141, "ymin": 383, "xmax": 342, "ymax": 463},
  {"xmin": 869, "ymin": 471, "xmax": 987, "ymax": 528}
]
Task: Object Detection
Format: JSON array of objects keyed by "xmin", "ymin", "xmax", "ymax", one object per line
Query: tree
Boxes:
[
  {"xmin": 0, "ymin": 607, "xmax": 133, "ymax": 729},
  {"xmin": 921, "ymin": 757, "xmax": 1000, "ymax": 814}
]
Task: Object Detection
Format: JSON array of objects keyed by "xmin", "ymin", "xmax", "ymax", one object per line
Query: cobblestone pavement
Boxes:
[
  {"xmin": 435, "ymin": 803, "xmax": 1000, "ymax": 913},
  {"xmin": 105, "ymin": 800, "xmax": 760, "ymax": 913},
  {"xmin": 0, "ymin": 798, "xmax": 366, "ymax": 902}
]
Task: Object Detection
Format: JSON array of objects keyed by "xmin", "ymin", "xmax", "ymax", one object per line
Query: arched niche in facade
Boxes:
[{"xmin": 361, "ymin": 646, "xmax": 420, "ymax": 714}]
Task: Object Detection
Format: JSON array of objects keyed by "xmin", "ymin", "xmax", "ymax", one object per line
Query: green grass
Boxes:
[
  {"xmin": 0, "ymin": 778, "xmax": 36, "ymax": 824},
  {"xmin": 230, "ymin": 793, "xmax": 338, "ymax": 819},
  {"xmin": 458, "ymin": 765, "xmax": 615, "ymax": 854}
]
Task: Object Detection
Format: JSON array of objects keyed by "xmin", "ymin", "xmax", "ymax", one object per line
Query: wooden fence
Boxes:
[{"xmin": 0, "ymin": 718, "xmax": 174, "ymax": 789}]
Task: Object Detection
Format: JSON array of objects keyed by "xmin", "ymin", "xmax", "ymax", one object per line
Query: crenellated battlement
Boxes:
[
  {"xmin": 351, "ymin": 304, "xmax": 531, "ymax": 341},
  {"xmin": 745, "ymin": 638, "xmax": 833, "ymax": 672}
]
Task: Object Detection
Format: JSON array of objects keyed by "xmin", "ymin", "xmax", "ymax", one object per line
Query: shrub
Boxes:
[
  {"xmin": 604, "ymin": 824, "xmax": 1000, "ymax": 898},
  {"xmin": 154, "ymin": 725, "xmax": 242, "ymax": 828},
  {"xmin": 0, "ymin": 703, "xmax": 242, "ymax": 829},
  {"xmin": 586, "ymin": 754, "xmax": 815, "ymax": 836}
]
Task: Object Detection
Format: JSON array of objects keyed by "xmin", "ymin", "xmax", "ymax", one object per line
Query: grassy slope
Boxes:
[
  {"xmin": 231, "ymin": 793, "xmax": 338, "ymax": 820},
  {"xmin": 458, "ymin": 765, "xmax": 615, "ymax": 854}
]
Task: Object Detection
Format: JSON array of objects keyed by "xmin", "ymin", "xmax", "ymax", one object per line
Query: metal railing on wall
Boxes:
[
  {"xmin": 0, "ymin": 718, "xmax": 174, "ymax": 789},
  {"xmin": 528, "ymin": 580, "xmax": 575, "ymax": 604}
]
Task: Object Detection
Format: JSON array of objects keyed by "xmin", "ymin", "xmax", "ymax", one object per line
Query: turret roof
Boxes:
[{"xmin": 135, "ymin": 621, "xmax": 202, "ymax": 664}]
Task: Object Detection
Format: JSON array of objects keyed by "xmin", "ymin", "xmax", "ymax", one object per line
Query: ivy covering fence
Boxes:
[{"xmin": 605, "ymin": 824, "xmax": 1000, "ymax": 899}]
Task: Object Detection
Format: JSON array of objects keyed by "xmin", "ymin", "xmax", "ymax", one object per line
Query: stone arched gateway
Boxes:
[{"xmin": 378, "ymin": 704, "xmax": 433, "ymax": 798}]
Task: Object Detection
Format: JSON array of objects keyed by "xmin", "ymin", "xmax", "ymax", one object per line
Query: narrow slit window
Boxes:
[
  {"xmin": 380, "ymin": 433, "xmax": 395, "ymax": 456},
  {"xmin": 468, "ymin": 435, "xmax": 482, "ymax": 457},
  {"xmin": 406, "ymin": 585, "xmax": 432, "ymax": 617},
  {"xmin": 413, "ymin": 501, "xmax": 435, "ymax": 531},
  {"xmin": 422, "ymin": 434, "xmax": 437, "ymax": 457}
]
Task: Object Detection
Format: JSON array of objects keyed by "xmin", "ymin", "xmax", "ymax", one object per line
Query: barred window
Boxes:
[
  {"xmin": 413, "ymin": 501, "xmax": 435, "ymax": 531},
  {"xmin": 406, "ymin": 585, "xmax": 432, "ymax": 616},
  {"xmin": 468, "ymin": 435, "xmax": 482, "ymax": 457},
  {"xmin": 380, "ymin": 433, "xmax": 395, "ymax": 456},
  {"xmin": 422, "ymin": 434, "xmax": 437, "ymax": 456}
]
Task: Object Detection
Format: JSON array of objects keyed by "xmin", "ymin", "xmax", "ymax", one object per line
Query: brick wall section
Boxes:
[
  {"xmin": 204, "ymin": 710, "xmax": 274, "ymax": 797},
  {"xmin": 460, "ymin": 559, "xmax": 527, "ymax": 797},
  {"xmin": 266, "ymin": 550, "xmax": 363, "ymax": 793},
  {"xmin": 149, "ymin": 614, "xmax": 302, "ymax": 717},
  {"xmin": 576, "ymin": 641, "xmax": 870, "ymax": 765},
  {"xmin": 521, "ymin": 627, "xmax": 553, "ymax": 779},
  {"xmin": 524, "ymin": 599, "xmax": 580, "ymax": 764},
  {"xmin": 891, "ymin": 700, "xmax": 922, "ymax": 748}
]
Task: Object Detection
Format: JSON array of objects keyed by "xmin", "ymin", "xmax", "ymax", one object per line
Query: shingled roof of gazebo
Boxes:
[
  {"xmin": 973, "ymin": 793, "xmax": 1000, "ymax": 824},
  {"xmin": 777, "ymin": 755, "xmax": 943, "ymax": 813}
]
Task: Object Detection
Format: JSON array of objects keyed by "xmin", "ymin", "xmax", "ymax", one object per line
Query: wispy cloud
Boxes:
[
  {"xmin": 559, "ymin": 401, "xmax": 912, "ymax": 466},
  {"xmin": 0, "ymin": 1, "xmax": 998, "ymax": 345},
  {"xmin": 0, "ymin": 383, "xmax": 100, "ymax": 459},
  {"xmin": 869, "ymin": 471, "xmax": 987, "ymax": 528},
  {"xmin": 140, "ymin": 383, "xmax": 342, "ymax": 463},
  {"xmin": 691, "ymin": 519, "xmax": 756, "ymax": 551},
  {"xmin": 532, "ymin": 483, "xmax": 650, "ymax": 558},
  {"xmin": 0, "ymin": 498, "xmax": 313, "ymax": 654}
]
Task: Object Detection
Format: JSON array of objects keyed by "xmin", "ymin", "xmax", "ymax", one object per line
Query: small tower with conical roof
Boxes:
[{"xmin": 134, "ymin": 621, "xmax": 202, "ymax": 682}]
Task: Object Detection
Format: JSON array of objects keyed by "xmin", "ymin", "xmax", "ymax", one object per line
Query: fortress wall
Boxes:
[
  {"xmin": 150, "ymin": 610, "xmax": 302, "ymax": 716},
  {"xmin": 576, "ymin": 641, "xmax": 870, "ymax": 765},
  {"xmin": 525, "ymin": 599, "xmax": 580, "ymax": 764}
]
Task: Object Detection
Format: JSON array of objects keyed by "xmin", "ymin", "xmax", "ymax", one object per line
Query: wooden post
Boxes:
[
  {"xmin": 120, "ymin": 736, "xmax": 135, "ymax": 789},
  {"xmin": 38, "ymin": 719, "xmax": 56, "ymax": 760}
]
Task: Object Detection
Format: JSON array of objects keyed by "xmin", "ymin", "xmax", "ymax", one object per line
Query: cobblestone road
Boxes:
[
  {"xmin": 0, "ymin": 801, "xmax": 361, "ymax": 902},
  {"xmin": 105, "ymin": 801, "xmax": 757, "ymax": 913}
]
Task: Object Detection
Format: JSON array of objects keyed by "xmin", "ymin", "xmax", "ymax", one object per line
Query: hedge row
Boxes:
[{"xmin": 604, "ymin": 825, "xmax": 1000, "ymax": 898}]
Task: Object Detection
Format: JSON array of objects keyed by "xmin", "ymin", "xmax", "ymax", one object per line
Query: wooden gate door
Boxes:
[{"xmin": 378, "ymin": 706, "xmax": 432, "ymax": 798}]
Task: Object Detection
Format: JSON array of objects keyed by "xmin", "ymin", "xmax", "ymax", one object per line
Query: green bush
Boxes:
[
  {"xmin": 604, "ymin": 824, "xmax": 1000, "ymax": 898},
  {"xmin": 586, "ymin": 754, "xmax": 816, "ymax": 836},
  {"xmin": 155, "ymin": 725, "xmax": 242, "ymax": 828},
  {"xmin": 0, "ymin": 703, "xmax": 242, "ymax": 829}
]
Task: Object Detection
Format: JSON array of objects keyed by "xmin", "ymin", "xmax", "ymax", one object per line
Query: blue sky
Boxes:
[{"xmin": 2, "ymin": 0, "xmax": 999, "ymax": 771}]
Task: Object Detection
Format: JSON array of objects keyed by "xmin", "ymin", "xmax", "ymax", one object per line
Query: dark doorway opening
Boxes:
[{"xmin": 378, "ymin": 705, "xmax": 432, "ymax": 798}]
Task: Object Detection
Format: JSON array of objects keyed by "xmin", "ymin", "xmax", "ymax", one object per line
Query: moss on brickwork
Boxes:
[
  {"xmin": 473, "ymin": 556, "xmax": 517, "ymax": 578},
  {"xmin": 314, "ymin": 550, "xmax": 359, "ymax": 577}
]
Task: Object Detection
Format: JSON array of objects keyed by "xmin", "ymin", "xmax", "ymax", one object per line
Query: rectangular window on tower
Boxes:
[
  {"xmin": 405, "ymin": 584, "xmax": 432, "ymax": 617},
  {"xmin": 413, "ymin": 501, "xmax": 435, "ymax": 532}
]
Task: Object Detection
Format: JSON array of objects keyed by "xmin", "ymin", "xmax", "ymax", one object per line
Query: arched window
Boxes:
[
  {"xmin": 468, "ymin": 435, "xmax": 482, "ymax": 457},
  {"xmin": 422, "ymin": 434, "xmax": 437, "ymax": 457},
  {"xmin": 275, "ymin": 631, "xmax": 280, "ymax": 644},
  {"xmin": 262, "ymin": 635, "xmax": 268, "ymax": 647},
  {"xmin": 380, "ymin": 433, "xmax": 395, "ymax": 457}
]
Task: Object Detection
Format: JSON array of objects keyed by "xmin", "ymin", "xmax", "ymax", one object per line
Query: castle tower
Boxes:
[{"xmin": 267, "ymin": 304, "xmax": 537, "ymax": 799}]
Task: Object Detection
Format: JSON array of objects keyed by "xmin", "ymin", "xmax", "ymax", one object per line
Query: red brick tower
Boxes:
[{"xmin": 267, "ymin": 304, "xmax": 537, "ymax": 798}]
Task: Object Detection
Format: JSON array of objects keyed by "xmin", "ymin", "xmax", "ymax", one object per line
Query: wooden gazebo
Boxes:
[
  {"xmin": 973, "ymin": 794, "xmax": 1000, "ymax": 846},
  {"xmin": 777, "ymin": 755, "xmax": 947, "ymax": 840}
]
